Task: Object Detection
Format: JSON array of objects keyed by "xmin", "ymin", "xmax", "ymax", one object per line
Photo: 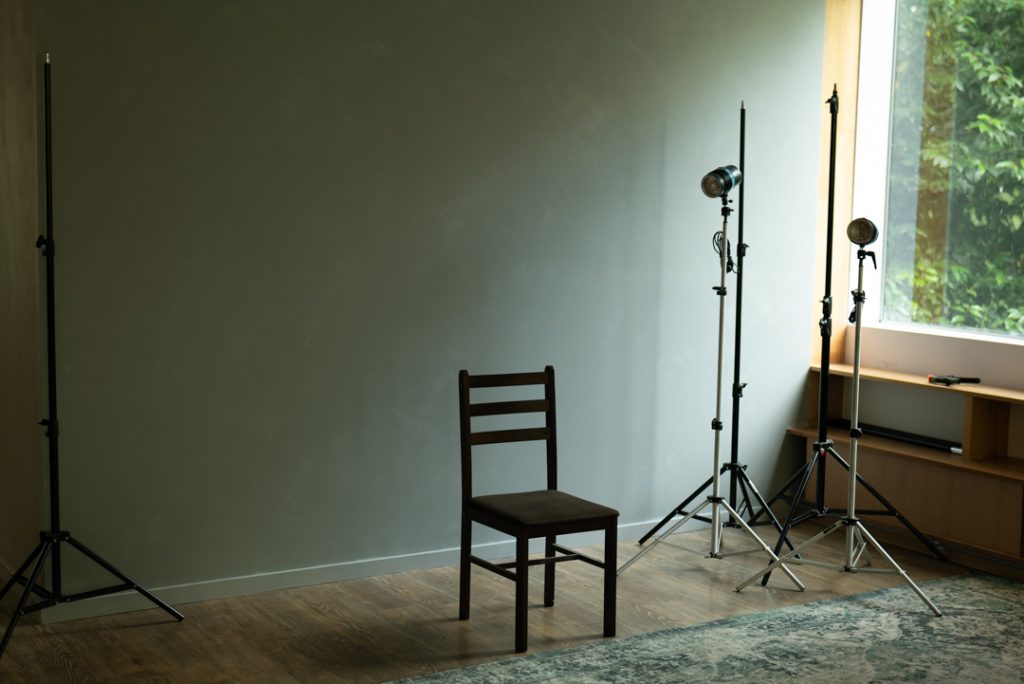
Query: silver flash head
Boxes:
[
  {"xmin": 847, "ymin": 217, "xmax": 879, "ymax": 247},
  {"xmin": 700, "ymin": 165, "xmax": 742, "ymax": 198}
]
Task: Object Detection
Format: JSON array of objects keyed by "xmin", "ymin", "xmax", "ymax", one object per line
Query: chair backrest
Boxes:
[{"xmin": 458, "ymin": 366, "xmax": 558, "ymax": 502}]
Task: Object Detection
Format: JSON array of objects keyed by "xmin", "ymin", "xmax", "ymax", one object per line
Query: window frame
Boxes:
[{"xmin": 849, "ymin": 0, "xmax": 1024, "ymax": 389}]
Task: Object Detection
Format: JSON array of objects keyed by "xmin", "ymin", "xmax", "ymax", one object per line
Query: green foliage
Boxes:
[{"xmin": 884, "ymin": 0, "xmax": 1024, "ymax": 337}]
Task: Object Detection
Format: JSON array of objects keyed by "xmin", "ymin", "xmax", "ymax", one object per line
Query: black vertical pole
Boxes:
[
  {"xmin": 815, "ymin": 86, "xmax": 840, "ymax": 510},
  {"xmin": 40, "ymin": 53, "xmax": 63, "ymax": 599},
  {"xmin": 728, "ymin": 102, "xmax": 747, "ymax": 514},
  {"xmin": 759, "ymin": 87, "xmax": 841, "ymax": 584},
  {"xmin": 755, "ymin": 85, "xmax": 944, "ymax": 587},
  {"xmin": 0, "ymin": 52, "xmax": 183, "ymax": 662}
]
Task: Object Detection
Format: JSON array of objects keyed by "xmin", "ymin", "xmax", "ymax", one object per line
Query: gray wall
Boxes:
[{"xmin": 34, "ymin": 0, "xmax": 825, "ymax": 614}]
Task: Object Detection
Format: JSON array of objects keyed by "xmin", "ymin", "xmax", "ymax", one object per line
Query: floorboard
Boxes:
[{"xmin": 0, "ymin": 524, "xmax": 964, "ymax": 683}]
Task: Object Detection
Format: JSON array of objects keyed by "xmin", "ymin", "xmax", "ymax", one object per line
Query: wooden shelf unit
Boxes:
[
  {"xmin": 789, "ymin": 364, "xmax": 1024, "ymax": 575},
  {"xmin": 811, "ymin": 363, "xmax": 1024, "ymax": 462}
]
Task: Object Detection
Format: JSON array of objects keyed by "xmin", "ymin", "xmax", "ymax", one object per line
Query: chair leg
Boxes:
[
  {"xmin": 543, "ymin": 534, "xmax": 555, "ymax": 607},
  {"xmin": 515, "ymin": 534, "xmax": 529, "ymax": 653},
  {"xmin": 459, "ymin": 516, "xmax": 471, "ymax": 621},
  {"xmin": 603, "ymin": 522, "xmax": 617, "ymax": 638}
]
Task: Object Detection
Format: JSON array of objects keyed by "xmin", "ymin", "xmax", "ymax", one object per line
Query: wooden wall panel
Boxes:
[
  {"xmin": 804, "ymin": 444, "xmax": 1024, "ymax": 558},
  {"xmin": 0, "ymin": 0, "xmax": 42, "ymax": 573}
]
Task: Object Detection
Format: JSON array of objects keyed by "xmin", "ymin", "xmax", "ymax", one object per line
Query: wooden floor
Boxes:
[{"xmin": 0, "ymin": 524, "xmax": 963, "ymax": 683}]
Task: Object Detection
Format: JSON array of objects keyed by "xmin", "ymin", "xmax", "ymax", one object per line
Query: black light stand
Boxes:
[
  {"xmin": 617, "ymin": 158, "xmax": 803, "ymax": 589},
  {"xmin": 720, "ymin": 104, "xmax": 793, "ymax": 541},
  {"xmin": 625, "ymin": 104, "xmax": 795, "ymax": 566},
  {"xmin": 0, "ymin": 54, "xmax": 184, "ymax": 660},
  {"xmin": 737, "ymin": 221, "xmax": 941, "ymax": 617},
  {"xmin": 758, "ymin": 87, "xmax": 946, "ymax": 586}
]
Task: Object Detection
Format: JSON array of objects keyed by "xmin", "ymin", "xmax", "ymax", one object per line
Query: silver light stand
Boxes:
[
  {"xmin": 636, "ymin": 104, "xmax": 797, "ymax": 553},
  {"xmin": 618, "ymin": 169, "xmax": 803, "ymax": 591},
  {"xmin": 736, "ymin": 218, "xmax": 941, "ymax": 617}
]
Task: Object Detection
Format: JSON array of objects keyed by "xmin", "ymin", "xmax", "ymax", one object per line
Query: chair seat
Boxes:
[{"xmin": 469, "ymin": 490, "xmax": 618, "ymax": 528}]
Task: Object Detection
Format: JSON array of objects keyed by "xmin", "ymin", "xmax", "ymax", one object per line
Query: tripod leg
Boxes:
[
  {"xmin": 759, "ymin": 460, "xmax": 813, "ymax": 512},
  {"xmin": 722, "ymin": 470, "xmax": 753, "ymax": 527},
  {"xmin": 826, "ymin": 448, "xmax": 947, "ymax": 562},
  {"xmin": 736, "ymin": 479, "xmax": 755, "ymax": 523},
  {"xmin": 0, "ymin": 539, "xmax": 53, "ymax": 659},
  {"xmin": 619, "ymin": 498, "xmax": 711, "ymax": 575},
  {"xmin": 637, "ymin": 475, "xmax": 713, "ymax": 545},
  {"xmin": 737, "ymin": 471, "xmax": 797, "ymax": 554},
  {"xmin": 737, "ymin": 519, "xmax": 843, "ymax": 592},
  {"xmin": 762, "ymin": 450, "xmax": 821, "ymax": 586},
  {"xmin": 65, "ymin": 535, "xmax": 183, "ymax": 621},
  {"xmin": 0, "ymin": 540, "xmax": 49, "ymax": 603},
  {"xmin": 855, "ymin": 523, "xmax": 941, "ymax": 616},
  {"xmin": 851, "ymin": 526, "xmax": 868, "ymax": 567},
  {"xmin": 719, "ymin": 501, "xmax": 804, "ymax": 591},
  {"xmin": 735, "ymin": 475, "xmax": 760, "ymax": 522}
]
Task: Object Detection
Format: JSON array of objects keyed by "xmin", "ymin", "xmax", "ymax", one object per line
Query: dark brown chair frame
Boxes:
[{"xmin": 458, "ymin": 366, "xmax": 617, "ymax": 653}]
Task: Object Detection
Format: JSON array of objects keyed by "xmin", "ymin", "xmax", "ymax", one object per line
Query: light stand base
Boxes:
[
  {"xmin": 736, "ymin": 517, "xmax": 941, "ymax": 616},
  {"xmin": 764, "ymin": 442, "xmax": 948, "ymax": 571},
  {"xmin": 618, "ymin": 496, "xmax": 805, "ymax": 591},
  {"xmin": 638, "ymin": 464, "xmax": 796, "ymax": 547},
  {"xmin": 0, "ymin": 530, "xmax": 184, "ymax": 657},
  {"xmin": 744, "ymin": 244, "xmax": 941, "ymax": 618},
  {"xmin": 621, "ymin": 183, "xmax": 804, "ymax": 590}
]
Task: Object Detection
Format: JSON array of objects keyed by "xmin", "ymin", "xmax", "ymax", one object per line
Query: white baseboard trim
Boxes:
[{"xmin": 39, "ymin": 517, "xmax": 707, "ymax": 624}]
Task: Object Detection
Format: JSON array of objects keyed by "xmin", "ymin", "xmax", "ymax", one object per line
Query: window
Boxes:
[{"xmin": 856, "ymin": 0, "xmax": 1024, "ymax": 340}]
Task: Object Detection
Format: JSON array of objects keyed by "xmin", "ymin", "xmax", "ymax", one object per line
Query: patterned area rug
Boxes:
[{"xmin": 392, "ymin": 573, "xmax": 1024, "ymax": 683}]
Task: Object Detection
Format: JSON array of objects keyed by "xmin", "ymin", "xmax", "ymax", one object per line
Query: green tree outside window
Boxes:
[{"xmin": 884, "ymin": 0, "xmax": 1024, "ymax": 337}]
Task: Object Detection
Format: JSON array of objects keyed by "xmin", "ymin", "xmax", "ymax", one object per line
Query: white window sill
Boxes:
[{"xmin": 844, "ymin": 322, "xmax": 1024, "ymax": 391}]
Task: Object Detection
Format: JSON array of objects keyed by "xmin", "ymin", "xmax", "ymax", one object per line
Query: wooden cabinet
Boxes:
[{"xmin": 788, "ymin": 364, "xmax": 1024, "ymax": 576}]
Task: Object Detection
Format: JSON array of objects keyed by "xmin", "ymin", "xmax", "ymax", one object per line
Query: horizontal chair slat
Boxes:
[
  {"xmin": 467, "ymin": 372, "xmax": 548, "ymax": 388},
  {"xmin": 469, "ymin": 556, "xmax": 517, "ymax": 581},
  {"xmin": 553, "ymin": 544, "xmax": 605, "ymax": 569},
  {"xmin": 470, "ymin": 399, "xmax": 549, "ymax": 417},
  {"xmin": 494, "ymin": 555, "xmax": 583, "ymax": 569},
  {"xmin": 470, "ymin": 427, "xmax": 550, "ymax": 445}
]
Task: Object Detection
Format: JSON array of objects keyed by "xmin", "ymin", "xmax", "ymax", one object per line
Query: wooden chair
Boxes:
[{"xmin": 457, "ymin": 366, "xmax": 618, "ymax": 653}]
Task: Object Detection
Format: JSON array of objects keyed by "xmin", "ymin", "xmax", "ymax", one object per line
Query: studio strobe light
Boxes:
[
  {"xmin": 738, "ymin": 218, "xmax": 941, "ymax": 617},
  {"xmin": 619, "ymin": 115, "xmax": 804, "ymax": 589},
  {"xmin": 847, "ymin": 217, "xmax": 878, "ymax": 246},
  {"xmin": 701, "ymin": 165, "xmax": 742, "ymax": 198},
  {"xmin": 757, "ymin": 88, "xmax": 945, "ymax": 591}
]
